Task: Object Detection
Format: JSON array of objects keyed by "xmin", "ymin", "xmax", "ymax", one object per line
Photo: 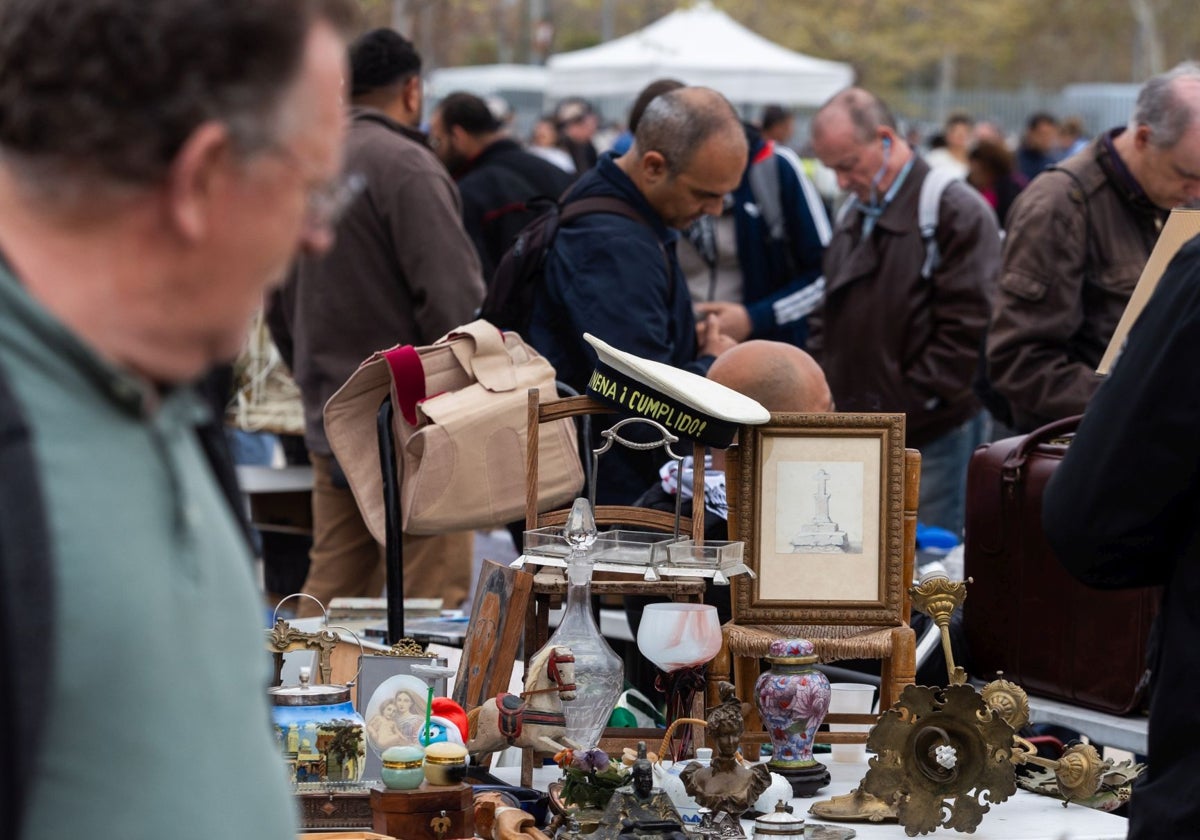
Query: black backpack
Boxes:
[{"xmin": 480, "ymin": 195, "xmax": 669, "ymax": 336}]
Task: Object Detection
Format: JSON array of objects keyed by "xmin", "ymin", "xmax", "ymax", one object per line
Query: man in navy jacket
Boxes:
[{"xmin": 528, "ymin": 87, "xmax": 746, "ymax": 504}]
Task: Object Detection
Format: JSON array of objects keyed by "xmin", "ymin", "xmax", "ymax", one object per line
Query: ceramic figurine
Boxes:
[
  {"xmin": 466, "ymin": 644, "xmax": 578, "ymax": 756},
  {"xmin": 599, "ymin": 742, "xmax": 683, "ymax": 826},
  {"xmin": 754, "ymin": 639, "xmax": 831, "ymax": 797}
]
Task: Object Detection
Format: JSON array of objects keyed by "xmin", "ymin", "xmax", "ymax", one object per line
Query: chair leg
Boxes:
[
  {"xmin": 732, "ymin": 654, "xmax": 764, "ymax": 760},
  {"xmin": 707, "ymin": 636, "xmax": 732, "ymax": 708},
  {"xmin": 880, "ymin": 625, "xmax": 917, "ymax": 710}
]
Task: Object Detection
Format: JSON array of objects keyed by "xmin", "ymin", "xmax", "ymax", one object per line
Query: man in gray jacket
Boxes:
[{"xmin": 268, "ymin": 29, "xmax": 484, "ymax": 616}]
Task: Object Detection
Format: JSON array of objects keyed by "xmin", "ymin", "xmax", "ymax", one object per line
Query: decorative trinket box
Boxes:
[{"xmin": 370, "ymin": 781, "xmax": 475, "ymax": 840}]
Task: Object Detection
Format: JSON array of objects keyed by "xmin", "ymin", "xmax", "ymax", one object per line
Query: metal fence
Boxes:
[{"xmin": 894, "ymin": 84, "xmax": 1141, "ymax": 142}]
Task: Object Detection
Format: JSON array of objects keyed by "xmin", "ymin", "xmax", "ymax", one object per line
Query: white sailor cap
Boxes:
[{"xmin": 584, "ymin": 333, "xmax": 769, "ymax": 448}]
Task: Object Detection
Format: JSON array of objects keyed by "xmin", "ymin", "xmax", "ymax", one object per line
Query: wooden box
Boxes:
[
  {"xmin": 297, "ymin": 790, "xmax": 373, "ymax": 830},
  {"xmin": 370, "ymin": 782, "xmax": 475, "ymax": 840}
]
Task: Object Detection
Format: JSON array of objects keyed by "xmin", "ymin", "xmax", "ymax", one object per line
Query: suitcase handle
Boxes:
[{"xmin": 1002, "ymin": 414, "xmax": 1082, "ymax": 480}]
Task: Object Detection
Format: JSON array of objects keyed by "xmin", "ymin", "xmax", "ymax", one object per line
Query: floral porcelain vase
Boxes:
[{"xmin": 754, "ymin": 639, "xmax": 831, "ymax": 797}]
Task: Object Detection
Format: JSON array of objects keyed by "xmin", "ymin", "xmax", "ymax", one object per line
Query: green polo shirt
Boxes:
[{"xmin": 0, "ymin": 263, "xmax": 296, "ymax": 839}]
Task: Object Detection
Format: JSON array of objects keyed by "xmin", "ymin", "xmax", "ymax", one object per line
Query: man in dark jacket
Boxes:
[
  {"xmin": 809, "ymin": 87, "xmax": 1000, "ymax": 535},
  {"xmin": 429, "ymin": 91, "xmax": 572, "ymax": 280},
  {"xmin": 987, "ymin": 63, "xmax": 1200, "ymax": 432},
  {"xmin": 1043, "ymin": 235, "xmax": 1200, "ymax": 840},
  {"xmin": 267, "ymin": 29, "xmax": 483, "ymax": 616},
  {"xmin": 528, "ymin": 86, "xmax": 746, "ymax": 504}
]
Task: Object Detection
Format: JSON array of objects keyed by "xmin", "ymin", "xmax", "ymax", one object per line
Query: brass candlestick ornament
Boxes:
[{"xmin": 812, "ymin": 575, "xmax": 1113, "ymax": 836}]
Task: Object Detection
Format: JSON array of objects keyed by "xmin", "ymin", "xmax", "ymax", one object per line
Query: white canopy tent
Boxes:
[{"xmin": 546, "ymin": 1, "xmax": 853, "ymax": 110}]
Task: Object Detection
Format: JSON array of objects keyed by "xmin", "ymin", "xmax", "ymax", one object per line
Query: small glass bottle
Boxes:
[{"xmin": 545, "ymin": 498, "xmax": 624, "ymax": 750}]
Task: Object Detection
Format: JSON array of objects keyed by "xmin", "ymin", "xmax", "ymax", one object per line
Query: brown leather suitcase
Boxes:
[{"xmin": 963, "ymin": 415, "xmax": 1159, "ymax": 715}]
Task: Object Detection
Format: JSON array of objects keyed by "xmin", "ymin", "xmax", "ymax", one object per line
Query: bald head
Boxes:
[
  {"xmin": 812, "ymin": 87, "xmax": 897, "ymax": 145},
  {"xmin": 633, "ymin": 87, "xmax": 746, "ymax": 175},
  {"xmin": 707, "ymin": 341, "xmax": 832, "ymax": 413}
]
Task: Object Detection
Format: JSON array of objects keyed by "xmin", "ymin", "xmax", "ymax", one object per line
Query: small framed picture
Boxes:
[
  {"xmin": 729, "ymin": 412, "xmax": 906, "ymax": 625},
  {"xmin": 357, "ymin": 653, "xmax": 449, "ymax": 779}
]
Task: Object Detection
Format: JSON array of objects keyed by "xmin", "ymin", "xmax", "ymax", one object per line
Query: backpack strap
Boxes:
[
  {"xmin": 558, "ymin": 195, "xmax": 675, "ymax": 294},
  {"xmin": 918, "ymin": 166, "xmax": 959, "ymax": 280}
]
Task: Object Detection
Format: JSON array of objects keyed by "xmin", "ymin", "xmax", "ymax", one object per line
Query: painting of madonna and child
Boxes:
[
  {"xmin": 364, "ymin": 674, "xmax": 430, "ymax": 753},
  {"xmin": 760, "ymin": 433, "xmax": 882, "ymax": 604}
]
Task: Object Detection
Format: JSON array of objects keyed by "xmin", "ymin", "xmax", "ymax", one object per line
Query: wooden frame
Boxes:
[
  {"xmin": 455, "ymin": 559, "xmax": 534, "ymax": 712},
  {"xmin": 359, "ymin": 652, "xmax": 449, "ymax": 779},
  {"xmin": 728, "ymin": 412, "xmax": 906, "ymax": 626}
]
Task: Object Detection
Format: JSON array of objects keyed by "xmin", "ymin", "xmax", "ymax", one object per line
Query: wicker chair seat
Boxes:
[{"xmin": 723, "ymin": 622, "xmax": 898, "ymax": 663}]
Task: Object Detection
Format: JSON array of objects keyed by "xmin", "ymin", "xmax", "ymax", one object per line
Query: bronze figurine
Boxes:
[{"xmin": 680, "ymin": 683, "xmax": 771, "ymax": 820}]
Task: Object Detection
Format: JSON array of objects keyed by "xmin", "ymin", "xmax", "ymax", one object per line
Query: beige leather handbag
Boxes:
[{"xmin": 324, "ymin": 320, "xmax": 583, "ymax": 539}]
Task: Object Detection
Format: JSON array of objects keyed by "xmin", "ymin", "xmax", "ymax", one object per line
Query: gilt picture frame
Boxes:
[{"xmin": 728, "ymin": 413, "xmax": 906, "ymax": 625}]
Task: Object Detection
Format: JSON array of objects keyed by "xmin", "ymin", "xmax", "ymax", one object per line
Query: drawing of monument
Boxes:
[{"xmin": 790, "ymin": 468, "xmax": 850, "ymax": 552}]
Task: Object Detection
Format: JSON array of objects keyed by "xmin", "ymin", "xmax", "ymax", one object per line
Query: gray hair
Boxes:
[
  {"xmin": 0, "ymin": 0, "xmax": 358, "ymax": 205},
  {"xmin": 1132, "ymin": 61, "xmax": 1200, "ymax": 148},
  {"xmin": 815, "ymin": 87, "xmax": 898, "ymax": 144},
  {"xmin": 633, "ymin": 87, "xmax": 744, "ymax": 175}
]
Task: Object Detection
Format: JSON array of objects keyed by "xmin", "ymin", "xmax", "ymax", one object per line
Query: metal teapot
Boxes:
[{"xmin": 267, "ymin": 595, "xmax": 366, "ymax": 786}]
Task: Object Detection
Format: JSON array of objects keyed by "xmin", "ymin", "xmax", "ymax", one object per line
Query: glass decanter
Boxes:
[{"xmin": 545, "ymin": 497, "xmax": 624, "ymax": 750}]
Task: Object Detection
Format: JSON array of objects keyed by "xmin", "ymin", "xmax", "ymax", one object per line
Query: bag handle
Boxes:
[
  {"xmin": 383, "ymin": 345, "xmax": 426, "ymax": 426},
  {"xmin": 439, "ymin": 319, "xmax": 517, "ymax": 393},
  {"xmin": 1002, "ymin": 414, "xmax": 1082, "ymax": 476}
]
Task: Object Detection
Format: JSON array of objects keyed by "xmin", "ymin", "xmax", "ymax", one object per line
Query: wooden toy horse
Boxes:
[{"xmin": 467, "ymin": 644, "xmax": 578, "ymax": 756}]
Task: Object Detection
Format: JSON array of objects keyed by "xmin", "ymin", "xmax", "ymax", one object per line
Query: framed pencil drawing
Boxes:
[{"xmin": 728, "ymin": 413, "xmax": 906, "ymax": 625}]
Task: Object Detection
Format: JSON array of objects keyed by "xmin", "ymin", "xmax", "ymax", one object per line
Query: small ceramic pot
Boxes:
[
  {"xmin": 753, "ymin": 801, "xmax": 805, "ymax": 840},
  {"xmin": 381, "ymin": 745, "xmax": 426, "ymax": 790},
  {"xmin": 423, "ymin": 741, "xmax": 469, "ymax": 786}
]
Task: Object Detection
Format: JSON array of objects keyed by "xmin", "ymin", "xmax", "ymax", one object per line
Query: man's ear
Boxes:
[
  {"xmin": 1133, "ymin": 123, "xmax": 1153, "ymax": 150},
  {"xmin": 404, "ymin": 75, "xmax": 422, "ymax": 119},
  {"xmin": 164, "ymin": 121, "xmax": 233, "ymax": 243},
  {"xmin": 641, "ymin": 149, "xmax": 669, "ymax": 184}
]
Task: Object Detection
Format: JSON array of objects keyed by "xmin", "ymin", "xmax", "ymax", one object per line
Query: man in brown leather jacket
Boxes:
[
  {"xmin": 809, "ymin": 88, "xmax": 1000, "ymax": 535},
  {"xmin": 987, "ymin": 63, "xmax": 1200, "ymax": 433}
]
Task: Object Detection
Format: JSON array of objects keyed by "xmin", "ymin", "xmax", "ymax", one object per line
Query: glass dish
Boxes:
[{"xmin": 523, "ymin": 526, "xmax": 682, "ymax": 567}]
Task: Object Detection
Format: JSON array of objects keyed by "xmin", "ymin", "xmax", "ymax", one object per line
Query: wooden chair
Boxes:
[
  {"xmin": 707, "ymin": 426, "xmax": 921, "ymax": 755},
  {"xmin": 520, "ymin": 391, "xmax": 711, "ymax": 782}
]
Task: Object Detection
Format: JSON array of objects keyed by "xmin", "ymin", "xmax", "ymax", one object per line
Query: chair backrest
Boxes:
[
  {"xmin": 724, "ymin": 412, "xmax": 917, "ymax": 628},
  {"xmin": 524, "ymin": 390, "xmax": 707, "ymax": 542}
]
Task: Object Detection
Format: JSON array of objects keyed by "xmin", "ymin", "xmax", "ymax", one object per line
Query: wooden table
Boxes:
[{"xmin": 237, "ymin": 464, "xmax": 314, "ymax": 535}]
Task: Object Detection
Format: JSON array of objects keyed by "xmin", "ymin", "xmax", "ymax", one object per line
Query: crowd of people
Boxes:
[{"xmin": 3, "ymin": 2, "xmax": 1200, "ymax": 838}]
